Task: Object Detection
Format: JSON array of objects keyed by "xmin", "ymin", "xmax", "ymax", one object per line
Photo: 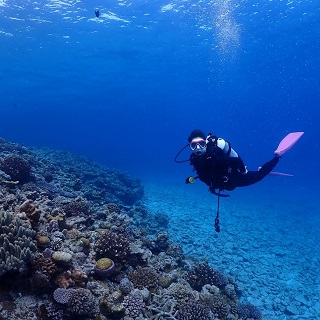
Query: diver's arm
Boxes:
[
  {"xmin": 206, "ymin": 136, "xmax": 237, "ymax": 157},
  {"xmin": 207, "ymin": 135, "xmax": 247, "ymax": 174}
]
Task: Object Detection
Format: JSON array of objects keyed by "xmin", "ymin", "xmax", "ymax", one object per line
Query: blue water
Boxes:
[
  {"xmin": 2, "ymin": 1, "xmax": 318, "ymax": 195},
  {"xmin": 1, "ymin": 1, "xmax": 319, "ymax": 190},
  {"xmin": 1, "ymin": 1, "xmax": 319, "ymax": 318}
]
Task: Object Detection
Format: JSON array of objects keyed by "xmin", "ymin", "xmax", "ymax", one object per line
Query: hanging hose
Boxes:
[{"xmin": 214, "ymin": 192, "xmax": 221, "ymax": 232}]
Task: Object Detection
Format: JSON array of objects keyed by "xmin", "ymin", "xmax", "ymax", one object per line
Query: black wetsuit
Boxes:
[{"xmin": 190, "ymin": 149, "xmax": 279, "ymax": 192}]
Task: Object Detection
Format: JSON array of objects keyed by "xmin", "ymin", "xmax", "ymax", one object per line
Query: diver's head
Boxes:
[{"xmin": 188, "ymin": 129, "xmax": 207, "ymax": 155}]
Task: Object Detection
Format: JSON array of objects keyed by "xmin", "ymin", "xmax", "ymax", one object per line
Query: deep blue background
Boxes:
[{"xmin": 1, "ymin": 0, "xmax": 319, "ymax": 197}]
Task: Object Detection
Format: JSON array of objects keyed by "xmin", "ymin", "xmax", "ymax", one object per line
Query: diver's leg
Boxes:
[{"xmin": 235, "ymin": 157, "xmax": 280, "ymax": 187}]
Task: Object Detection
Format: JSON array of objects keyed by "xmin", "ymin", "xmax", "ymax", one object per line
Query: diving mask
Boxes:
[{"xmin": 190, "ymin": 139, "xmax": 206, "ymax": 151}]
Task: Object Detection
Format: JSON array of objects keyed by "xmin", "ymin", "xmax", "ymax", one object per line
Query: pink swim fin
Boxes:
[
  {"xmin": 268, "ymin": 171, "xmax": 294, "ymax": 177},
  {"xmin": 274, "ymin": 132, "xmax": 304, "ymax": 157}
]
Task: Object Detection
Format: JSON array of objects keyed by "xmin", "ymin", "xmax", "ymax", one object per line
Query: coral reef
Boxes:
[
  {"xmin": 186, "ymin": 261, "xmax": 228, "ymax": 291},
  {"xmin": 94, "ymin": 230, "xmax": 131, "ymax": 262},
  {"xmin": 53, "ymin": 287, "xmax": 76, "ymax": 304},
  {"xmin": 95, "ymin": 257, "xmax": 115, "ymax": 277},
  {"xmin": 128, "ymin": 267, "xmax": 159, "ymax": 290},
  {"xmin": 237, "ymin": 303, "xmax": 263, "ymax": 320},
  {"xmin": 0, "ymin": 155, "xmax": 32, "ymax": 182},
  {"xmin": 62, "ymin": 197, "xmax": 89, "ymax": 216},
  {"xmin": 0, "ymin": 139, "xmax": 265, "ymax": 320},
  {"xmin": 165, "ymin": 282, "xmax": 198, "ymax": 304},
  {"xmin": 119, "ymin": 277, "xmax": 133, "ymax": 294},
  {"xmin": 123, "ymin": 292, "xmax": 145, "ymax": 317},
  {"xmin": 66, "ymin": 288, "xmax": 99, "ymax": 317},
  {"xmin": 39, "ymin": 302, "xmax": 63, "ymax": 320},
  {"xmin": 32, "ymin": 256, "xmax": 58, "ymax": 277},
  {"xmin": 176, "ymin": 300, "xmax": 213, "ymax": 320}
]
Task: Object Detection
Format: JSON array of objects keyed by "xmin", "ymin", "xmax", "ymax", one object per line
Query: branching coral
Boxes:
[
  {"xmin": 237, "ymin": 303, "xmax": 263, "ymax": 320},
  {"xmin": 147, "ymin": 291, "xmax": 178, "ymax": 319},
  {"xmin": 94, "ymin": 230, "xmax": 131, "ymax": 262},
  {"xmin": 54, "ymin": 269, "xmax": 88, "ymax": 288},
  {"xmin": 62, "ymin": 198, "xmax": 89, "ymax": 216},
  {"xmin": 32, "ymin": 257, "xmax": 58, "ymax": 277},
  {"xmin": 39, "ymin": 302, "xmax": 63, "ymax": 320},
  {"xmin": 186, "ymin": 261, "xmax": 228, "ymax": 291},
  {"xmin": 128, "ymin": 267, "xmax": 159, "ymax": 290},
  {"xmin": 210, "ymin": 295, "xmax": 227, "ymax": 319},
  {"xmin": 165, "ymin": 282, "xmax": 198, "ymax": 304},
  {"xmin": 176, "ymin": 300, "xmax": 213, "ymax": 320},
  {"xmin": 66, "ymin": 288, "xmax": 99, "ymax": 317},
  {"xmin": 0, "ymin": 211, "xmax": 36, "ymax": 277},
  {"xmin": 123, "ymin": 292, "xmax": 145, "ymax": 317}
]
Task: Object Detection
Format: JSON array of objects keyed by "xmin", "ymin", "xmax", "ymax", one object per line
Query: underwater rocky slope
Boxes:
[{"xmin": 0, "ymin": 138, "xmax": 263, "ymax": 320}]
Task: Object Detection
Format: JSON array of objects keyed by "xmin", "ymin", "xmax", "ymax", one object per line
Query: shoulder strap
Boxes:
[{"xmin": 225, "ymin": 140, "xmax": 232, "ymax": 156}]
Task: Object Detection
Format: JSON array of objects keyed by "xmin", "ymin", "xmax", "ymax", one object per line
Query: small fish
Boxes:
[{"xmin": 95, "ymin": 10, "xmax": 99, "ymax": 18}]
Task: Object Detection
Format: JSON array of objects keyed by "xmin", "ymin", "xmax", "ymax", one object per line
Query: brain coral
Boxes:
[
  {"xmin": 0, "ymin": 155, "xmax": 32, "ymax": 182},
  {"xmin": 0, "ymin": 211, "xmax": 36, "ymax": 277}
]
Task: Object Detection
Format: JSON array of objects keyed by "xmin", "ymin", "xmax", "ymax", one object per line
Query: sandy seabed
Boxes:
[{"xmin": 142, "ymin": 179, "xmax": 320, "ymax": 320}]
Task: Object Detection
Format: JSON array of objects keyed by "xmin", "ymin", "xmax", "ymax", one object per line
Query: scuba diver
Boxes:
[{"xmin": 174, "ymin": 129, "xmax": 304, "ymax": 232}]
